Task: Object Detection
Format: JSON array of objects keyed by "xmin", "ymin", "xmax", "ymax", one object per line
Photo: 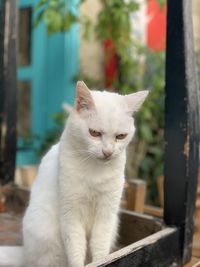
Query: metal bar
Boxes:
[
  {"xmin": 164, "ymin": 0, "xmax": 199, "ymax": 264},
  {"xmin": 86, "ymin": 228, "xmax": 181, "ymax": 267},
  {"xmin": 0, "ymin": 0, "xmax": 17, "ymax": 184}
]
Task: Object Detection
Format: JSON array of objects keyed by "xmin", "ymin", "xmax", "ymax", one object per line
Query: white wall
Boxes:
[
  {"xmin": 79, "ymin": 0, "xmax": 104, "ymax": 83},
  {"xmin": 130, "ymin": 0, "xmax": 147, "ymax": 45}
]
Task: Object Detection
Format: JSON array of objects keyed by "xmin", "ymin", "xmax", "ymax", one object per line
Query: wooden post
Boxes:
[
  {"xmin": 0, "ymin": 0, "xmax": 17, "ymax": 185},
  {"xmin": 126, "ymin": 180, "xmax": 146, "ymax": 213},
  {"xmin": 164, "ymin": 0, "xmax": 199, "ymax": 264}
]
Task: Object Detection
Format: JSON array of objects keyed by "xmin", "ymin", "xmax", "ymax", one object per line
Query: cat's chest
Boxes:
[
  {"xmin": 63, "ymin": 162, "xmax": 123, "ymax": 201},
  {"xmin": 72, "ymin": 180, "xmax": 122, "ymax": 226},
  {"xmin": 65, "ymin": 157, "xmax": 124, "ymax": 181},
  {"xmin": 60, "ymin": 154, "xmax": 125, "ymax": 201},
  {"xmin": 65, "ymin": 168, "xmax": 124, "ymax": 214}
]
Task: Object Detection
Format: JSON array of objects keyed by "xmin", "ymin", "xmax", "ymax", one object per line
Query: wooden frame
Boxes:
[
  {"xmin": 164, "ymin": 0, "xmax": 199, "ymax": 263},
  {"xmin": 0, "ymin": 0, "xmax": 199, "ymax": 266},
  {"xmin": 87, "ymin": 227, "xmax": 181, "ymax": 267},
  {"xmin": 0, "ymin": 0, "xmax": 17, "ymax": 184}
]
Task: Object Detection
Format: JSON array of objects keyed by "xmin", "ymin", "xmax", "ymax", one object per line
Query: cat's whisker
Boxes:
[
  {"xmin": 77, "ymin": 154, "xmax": 95, "ymax": 166},
  {"xmin": 79, "ymin": 156, "xmax": 91, "ymax": 165}
]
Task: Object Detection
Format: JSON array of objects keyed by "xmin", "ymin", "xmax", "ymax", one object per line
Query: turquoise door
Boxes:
[{"xmin": 17, "ymin": 0, "xmax": 78, "ymax": 165}]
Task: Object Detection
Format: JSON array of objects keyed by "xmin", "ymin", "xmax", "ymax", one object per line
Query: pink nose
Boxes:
[{"xmin": 102, "ymin": 149, "xmax": 113, "ymax": 158}]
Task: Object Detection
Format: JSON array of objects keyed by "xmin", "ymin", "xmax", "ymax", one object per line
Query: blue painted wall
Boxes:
[{"xmin": 17, "ymin": 0, "xmax": 79, "ymax": 165}]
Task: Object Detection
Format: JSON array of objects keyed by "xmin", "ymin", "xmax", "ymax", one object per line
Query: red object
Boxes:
[
  {"xmin": 104, "ymin": 39, "xmax": 118, "ymax": 88},
  {"xmin": 146, "ymin": 0, "xmax": 166, "ymax": 51}
]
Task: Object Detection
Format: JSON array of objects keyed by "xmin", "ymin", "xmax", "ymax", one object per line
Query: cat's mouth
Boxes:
[
  {"xmin": 102, "ymin": 157, "xmax": 112, "ymax": 161},
  {"xmin": 98, "ymin": 155, "xmax": 113, "ymax": 162}
]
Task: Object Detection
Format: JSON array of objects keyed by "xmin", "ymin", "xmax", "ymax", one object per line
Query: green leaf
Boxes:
[
  {"xmin": 35, "ymin": 0, "xmax": 48, "ymax": 10},
  {"xmin": 49, "ymin": 0, "xmax": 57, "ymax": 9},
  {"xmin": 63, "ymin": 12, "xmax": 78, "ymax": 31},
  {"xmin": 34, "ymin": 9, "xmax": 45, "ymax": 28},
  {"xmin": 148, "ymin": 147, "xmax": 163, "ymax": 157},
  {"xmin": 157, "ymin": 0, "xmax": 166, "ymax": 8},
  {"xmin": 81, "ymin": 15, "xmax": 92, "ymax": 40},
  {"xmin": 127, "ymin": 2, "xmax": 139, "ymax": 12},
  {"xmin": 140, "ymin": 124, "xmax": 153, "ymax": 142},
  {"xmin": 43, "ymin": 9, "xmax": 63, "ymax": 34}
]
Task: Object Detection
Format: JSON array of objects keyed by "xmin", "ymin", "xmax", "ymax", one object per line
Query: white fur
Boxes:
[
  {"xmin": 22, "ymin": 83, "xmax": 148, "ymax": 267},
  {"xmin": 0, "ymin": 246, "xmax": 24, "ymax": 266}
]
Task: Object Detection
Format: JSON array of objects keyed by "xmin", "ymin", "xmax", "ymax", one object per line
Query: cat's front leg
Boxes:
[
  {"xmin": 60, "ymin": 215, "xmax": 86, "ymax": 267},
  {"xmin": 89, "ymin": 210, "xmax": 118, "ymax": 262}
]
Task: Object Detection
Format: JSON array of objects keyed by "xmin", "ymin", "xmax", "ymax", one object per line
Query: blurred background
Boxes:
[
  {"xmin": 15, "ymin": 0, "xmax": 200, "ymax": 207},
  {"xmin": 0, "ymin": 0, "xmax": 200, "ymax": 258}
]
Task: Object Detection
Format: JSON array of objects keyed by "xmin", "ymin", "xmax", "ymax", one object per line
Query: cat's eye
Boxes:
[
  {"xmin": 89, "ymin": 129, "xmax": 102, "ymax": 137},
  {"xmin": 116, "ymin": 134, "xmax": 128, "ymax": 140}
]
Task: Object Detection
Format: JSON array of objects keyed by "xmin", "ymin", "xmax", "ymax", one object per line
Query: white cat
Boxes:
[{"xmin": 22, "ymin": 81, "xmax": 148, "ymax": 267}]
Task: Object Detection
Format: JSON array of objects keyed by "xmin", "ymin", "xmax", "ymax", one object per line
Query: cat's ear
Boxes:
[
  {"xmin": 75, "ymin": 81, "xmax": 95, "ymax": 112},
  {"xmin": 124, "ymin": 90, "xmax": 149, "ymax": 114}
]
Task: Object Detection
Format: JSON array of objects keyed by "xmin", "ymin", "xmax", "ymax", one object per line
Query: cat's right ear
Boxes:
[
  {"xmin": 124, "ymin": 90, "xmax": 149, "ymax": 115},
  {"xmin": 75, "ymin": 81, "xmax": 95, "ymax": 112}
]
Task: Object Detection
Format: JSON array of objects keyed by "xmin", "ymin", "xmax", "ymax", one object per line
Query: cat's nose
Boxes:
[{"xmin": 102, "ymin": 149, "xmax": 113, "ymax": 158}]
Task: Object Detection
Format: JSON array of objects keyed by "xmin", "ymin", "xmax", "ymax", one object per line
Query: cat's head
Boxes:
[{"xmin": 69, "ymin": 81, "xmax": 148, "ymax": 162}]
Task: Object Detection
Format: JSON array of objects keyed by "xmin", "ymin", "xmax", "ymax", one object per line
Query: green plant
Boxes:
[
  {"xmin": 34, "ymin": 0, "xmax": 87, "ymax": 35},
  {"xmin": 35, "ymin": 0, "xmax": 165, "ymax": 36},
  {"xmin": 157, "ymin": 0, "xmax": 166, "ymax": 7},
  {"xmin": 95, "ymin": 0, "xmax": 139, "ymax": 81},
  {"xmin": 119, "ymin": 49, "xmax": 165, "ymax": 205},
  {"xmin": 137, "ymin": 51, "xmax": 165, "ymax": 204}
]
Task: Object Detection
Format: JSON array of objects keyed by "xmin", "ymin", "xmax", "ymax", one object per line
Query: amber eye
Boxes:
[
  {"xmin": 116, "ymin": 134, "xmax": 128, "ymax": 140},
  {"xmin": 89, "ymin": 129, "xmax": 102, "ymax": 137}
]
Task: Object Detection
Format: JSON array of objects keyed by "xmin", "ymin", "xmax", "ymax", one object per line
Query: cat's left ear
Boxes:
[
  {"xmin": 75, "ymin": 81, "xmax": 95, "ymax": 112},
  {"xmin": 124, "ymin": 90, "xmax": 149, "ymax": 114}
]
